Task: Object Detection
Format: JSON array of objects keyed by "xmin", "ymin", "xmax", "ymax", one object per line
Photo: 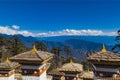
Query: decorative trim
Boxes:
[
  {"xmin": 34, "ymin": 66, "xmax": 47, "ymax": 76},
  {"xmin": 0, "ymin": 71, "xmax": 15, "ymax": 77}
]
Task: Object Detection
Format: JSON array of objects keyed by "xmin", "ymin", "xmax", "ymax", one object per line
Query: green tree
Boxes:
[
  {"xmin": 112, "ymin": 30, "xmax": 120, "ymax": 52},
  {"xmin": 64, "ymin": 46, "xmax": 71, "ymax": 60},
  {"xmin": 34, "ymin": 41, "xmax": 47, "ymax": 51},
  {"xmin": 0, "ymin": 36, "xmax": 8, "ymax": 46},
  {"xmin": 51, "ymin": 47, "xmax": 62, "ymax": 67},
  {"xmin": 7, "ymin": 35, "xmax": 26, "ymax": 55},
  {"xmin": 0, "ymin": 36, "xmax": 11, "ymax": 62},
  {"xmin": 51, "ymin": 47, "xmax": 61, "ymax": 57}
]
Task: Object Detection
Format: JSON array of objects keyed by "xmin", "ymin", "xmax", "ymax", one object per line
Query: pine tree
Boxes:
[
  {"xmin": 51, "ymin": 47, "xmax": 62, "ymax": 67},
  {"xmin": 34, "ymin": 41, "xmax": 47, "ymax": 51},
  {"xmin": 7, "ymin": 35, "xmax": 26, "ymax": 55},
  {"xmin": 64, "ymin": 46, "xmax": 71, "ymax": 61},
  {"xmin": 0, "ymin": 36, "xmax": 8, "ymax": 46},
  {"xmin": 112, "ymin": 30, "xmax": 120, "ymax": 53}
]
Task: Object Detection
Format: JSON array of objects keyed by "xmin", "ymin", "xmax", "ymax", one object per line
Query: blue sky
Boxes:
[{"xmin": 0, "ymin": 0, "xmax": 119, "ymax": 37}]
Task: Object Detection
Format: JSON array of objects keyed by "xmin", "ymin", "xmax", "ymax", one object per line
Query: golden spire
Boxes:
[
  {"xmin": 31, "ymin": 44, "xmax": 37, "ymax": 52},
  {"xmin": 6, "ymin": 57, "xmax": 10, "ymax": 63},
  {"xmin": 102, "ymin": 44, "xmax": 107, "ymax": 53},
  {"xmin": 70, "ymin": 58, "xmax": 73, "ymax": 64},
  {"xmin": 87, "ymin": 68, "xmax": 90, "ymax": 73}
]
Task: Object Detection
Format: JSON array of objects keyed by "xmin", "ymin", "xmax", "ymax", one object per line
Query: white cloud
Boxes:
[
  {"xmin": 0, "ymin": 25, "xmax": 117, "ymax": 37},
  {"xmin": 0, "ymin": 26, "xmax": 17, "ymax": 35},
  {"xmin": 0, "ymin": 25, "xmax": 34, "ymax": 37},
  {"xmin": 37, "ymin": 29, "xmax": 116, "ymax": 37},
  {"xmin": 12, "ymin": 25, "xmax": 20, "ymax": 30}
]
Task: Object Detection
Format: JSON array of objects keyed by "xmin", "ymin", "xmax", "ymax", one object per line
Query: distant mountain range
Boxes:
[
  {"xmin": 42, "ymin": 39, "xmax": 113, "ymax": 60},
  {"xmin": 37, "ymin": 36, "xmax": 116, "ymax": 46},
  {"xmin": 0, "ymin": 34, "xmax": 116, "ymax": 60}
]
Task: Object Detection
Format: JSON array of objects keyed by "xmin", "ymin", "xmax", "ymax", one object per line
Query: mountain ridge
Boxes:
[
  {"xmin": 0, "ymin": 34, "xmax": 114, "ymax": 60},
  {"xmin": 37, "ymin": 35, "xmax": 116, "ymax": 46}
]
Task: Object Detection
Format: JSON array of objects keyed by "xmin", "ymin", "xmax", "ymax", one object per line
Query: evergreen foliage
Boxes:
[
  {"xmin": 34, "ymin": 41, "xmax": 47, "ymax": 51},
  {"xmin": 64, "ymin": 46, "xmax": 71, "ymax": 61},
  {"xmin": 112, "ymin": 30, "xmax": 120, "ymax": 53},
  {"xmin": 0, "ymin": 35, "xmax": 27, "ymax": 61},
  {"xmin": 51, "ymin": 47, "xmax": 62, "ymax": 67},
  {"xmin": 7, "ymin": 35, "xmax": 26, "ymax": 56}
]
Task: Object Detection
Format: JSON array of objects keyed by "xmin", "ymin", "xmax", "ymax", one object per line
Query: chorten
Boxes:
[
  {"xmin": 87, "ymin": 44, "xmax": 120, "ymax": 77},
  {"xmin": 0, "ymin": 58, "xmax": 21, "ymax": 80},
  {"xmin": 10, "ymin": 45, "xmax": 53, "ymax": 80}
]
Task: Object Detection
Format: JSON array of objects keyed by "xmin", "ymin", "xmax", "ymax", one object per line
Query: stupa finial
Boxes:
[
  {"xmin": 102, "ymin": 44, "xmax": 107, "ymax": 53},
  {"xmin": 70, "ymin": 58, "xmax": 73, "ymax": 64},
  {"xmin": 6, "ymin": 57, "xmax": 10, "ymax": 63},
  {"xmin": 32, "ymin": 44, "xmax": 37, "ymax": 52}
]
